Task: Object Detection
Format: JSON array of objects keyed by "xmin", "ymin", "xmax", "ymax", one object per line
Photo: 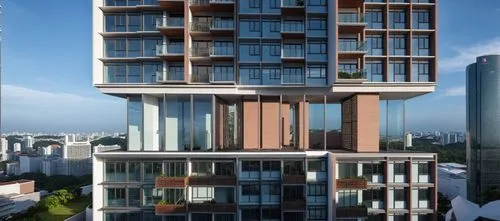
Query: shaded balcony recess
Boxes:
[
  {"xmin": 281, "ymin": 0, "xmax": 305, "ymax": 15},
  {"xmin": 156, "ymin": 71, "xmax": 185, "ymax": 82},
  {"xmin": 338, "ymin": 41, "xmax": 367, "ymax": 52},
  {"xmin": 336, "ymin": 206, "xmax": 368, "ymax": 218},
  {"xmin": 338, "ymin": 12, "xmax": 366, "ymax": 24},
  {"xmin": 158, "ymin": 0, "xmax": 184, "ymax": 11}
]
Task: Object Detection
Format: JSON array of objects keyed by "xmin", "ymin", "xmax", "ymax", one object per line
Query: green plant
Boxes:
[
  {"xmin": 156, "ymin": 200, "xmax": 168, "ymax": 205},
  {"xmin": 351, "ymin": 72, "xmax": 365, "ymax": 79},
  {"xmin": 338, "ymin": 72, "xmax": 350, "ymax": 79}
]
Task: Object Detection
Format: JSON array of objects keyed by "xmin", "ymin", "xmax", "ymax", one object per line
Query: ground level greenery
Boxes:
[{"xmin": 37, "ymin": 196, "xmax": 91, "ymax": 221}]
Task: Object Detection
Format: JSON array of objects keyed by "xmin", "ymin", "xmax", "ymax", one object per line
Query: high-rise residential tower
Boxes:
[
  {"xmin": 466, "ymin": 54, "xmax": 500, "ymax": 205},
  {"xmin": 92, "ymin": 0, "xmax": 438, "ymax": 220}
]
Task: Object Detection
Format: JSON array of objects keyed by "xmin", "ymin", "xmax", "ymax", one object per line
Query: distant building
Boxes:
[
  {"xmin": 19, "ymin": 156, "xmax": 43, "ymax": 174},
  {"xmin": 38, "ymin": 145, "xmax": 53, "ymax": 156},
  {"xmin": 94, "ymin": 144, "xmax": 121, "ymax": 153},
  {"xmin": 13, "ymin": 143, "xmax": 20, "ymax": 153},
  {"xmin": 0, "ymin": 138, "xmax": 7, "ymax": 162},
  {"xmin": 0, "ymin": 180, "xmax": 40, "ymax": 214},
  {"xmin": 404, "ymin": 133, "xmax": 412, "ymax": 147},
  {"xmin": 64, "ymin": 135, "xmax": 91, "ymax": 159},
  {"xmin": 438, "ymin": 163, "xmax": 467, "ymax": 200},
  {"xmin": 5, "ymin": 163, "xmax": 20, "ymax": 176},
  {"xmin": 41, "ymin": 157, "xmax": 92, "ymax": 177},
  {"xmin": 21, "ymin": 136, "xmax": 34, "ymax": 153}
]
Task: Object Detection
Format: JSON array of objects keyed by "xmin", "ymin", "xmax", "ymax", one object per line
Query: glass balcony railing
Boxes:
[
  {"xmin": 156, "ymin": 44, "xmax": 184, "ymax": 55},
  {"xmin": 211, "ymin": 20, "xmax": 234, "ymax": 30},
  {"xmin": 190, "ymin": 47, "xmax": 210, "ymax": 57},
  {"xmin": 282, "ymin": 73, "xmax": 305, "ymax": 84},
  {"xmin": 192, "ymin": 71, "xmax": 211, "ymax": 83},
  {"xmin": 190, "ymin": 22, "xmax": 210, "ymax": 32},
  {"xmin": 210, "ymin": 46, "xmax": 234, "ymax": 56},
  {"xmin": 338, "ymin": 69, "xmax": 367, "ymax": 80},
  {"xmin": 156, "ymin": 71, "xmax": 184, "ymax": 82},
  {"xmin": 212, "ymin": 71, "xmax": 234, "ymax": 82},
  {"xmin": 156, "ymin": 18, "xmax": 184, "ymax": 28},
  {"xmin": 282, "ymin": 49, "xmax": 304, "ymax": 58},
  {"xmin": 338, "ymin": 13, "xmax": 365, "ymax": 23},
  {"xmin": 209, "ymin": 0, "xmax": 234, "ymax": 3},
  {"xmin": 190, "ymin": 0, "xmax": 209, "ymax": 5},
  {"xmin": 282, "ymin": 0, "xmax": 305, "ymax": 7},
  {"xmin": 281, "ymin": 23, "xmax": 305, "ymax": 33},
  {"xmin": 339, "ymin": 41, "xmax": 367, "ymax": 52}
]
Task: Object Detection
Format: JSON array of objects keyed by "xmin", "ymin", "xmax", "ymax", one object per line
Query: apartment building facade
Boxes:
[{"xmin": 92, "ymin": 0, "xmax": 438, "ymax": 220}]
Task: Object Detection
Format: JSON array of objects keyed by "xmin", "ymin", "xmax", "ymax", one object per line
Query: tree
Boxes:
[{"xmin": 437, "ymin": 192, "xmax": 451, "ymax": 218}]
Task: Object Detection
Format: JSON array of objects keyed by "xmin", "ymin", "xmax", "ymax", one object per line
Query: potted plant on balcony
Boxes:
[
  {"xmin": 338, "ymin": 71, "xmax": 351, "ymax": 79},
  {"xmin": 351, "ymin": 72, "xmax": 365, "ymax": 79}
]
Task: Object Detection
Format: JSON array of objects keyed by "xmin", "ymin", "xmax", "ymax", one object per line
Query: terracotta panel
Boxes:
[
  {"xmin": 282, "ymin": 103, "xmax": 291, "ymax": 146},
  {"xmin": 356, "ymin": 94, "xmax": 380, "ymax": 152},
  {"xmin": 243, "ymin": 100, "xmax": 259, "ymax": 149},
  {"xmin": 261, "ymin": 101, "xmax": 280, "ymax": 149},
  {"xmin": 298, "ymin": 101, "xmax": 309, "ymax": 149}
]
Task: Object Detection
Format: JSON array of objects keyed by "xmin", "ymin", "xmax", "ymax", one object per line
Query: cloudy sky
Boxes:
[{"xmin": 2, "ymin": 0, "xmax": 500, "ymax": 133}]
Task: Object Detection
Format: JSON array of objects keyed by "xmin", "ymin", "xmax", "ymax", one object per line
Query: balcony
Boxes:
[
  {"xmin": 210, "ymin": 20, "xmax": 234, "ymax": 36},
  {"xmin": 336, "ymin": 206, "xmax": 368, "ymax": 218},
  {"xmin": 188, "ymin": 202, "xmax": 237, "ymax": 213},
  {"xmin": 156, "ymin": 71, "xmax": 185, "ymax": 83},
  {"xmin": 336, "ymin": 178, "xmax": 368, "ymax": 189},
  {"xmin": 281, "ymin": 49, "xmax": 305, "ymax": 62},
  {"xmin": 155, "ymin": 176, "xmax": 186, "ymax": 188},
  {"xmin": 281, "ymin": 22, "xmax": 305, "ymax": 38},
  {"xmin": 212, "ymin": 70, "xmax": 235, "ymax": 83},
  {"xmin": 159, "ymin": 0, "xmax": 184, "ymax": 11},
  {"xmin": 282, "ymin": 73, "xmax": 305, "ymax": 85},
  {"xmin": 155, "ymin": 203, "xmax": 186, "ymax": 215},
  {"xmin": 156, "ymin": 44, "xmax": 184, "ymax": 61},
  {"xmin": 186, "ymin": 176, "xmax": 237, "ymax": 186},
  {"xmin": 338, "ymin": 12, "xmax": 366, "ymax": 33},
  {"xmin": 283, "ymin": 175, "xmax": 306, "ymax": 184},
  {"xmin": 189, "ymin": 0, "xmax": 234, "ymax": 13},
  {"xmin": 338, "ymin": 41, "xmax": 366, "ymax": 59},
  {"xmin": 283, "ymin": 199, "xmax": 306, "ymax": 211},
  {"xmin": 210, "ymin": 46, "xmax": 234, "ymax": 60},
  {"xmin": 190, "ymin": 22, "xmax": 210, "ymax": 37},
  {"xmin": 281, "ymin": 0, "xmax": 305, "ymax": 15},
  {"xmin": 156, "ymin": 18, "xmax": 184, "ymax": 36}
]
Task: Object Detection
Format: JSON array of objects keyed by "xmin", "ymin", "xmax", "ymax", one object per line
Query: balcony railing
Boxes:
[
  {"xmin": 337, "ymin": 69, "xmax": 367, "ymax": 81},
  {"xmin": 283, "ymin": 174, "xmax": 306, "ymax": 184},
  {"xmin": 156, "ymin": 71, "xmax": 184, "ymax": 82},
  {"xmin": 336, "ymin": 177, "xmax": 368, "ymax": 189},
  {"xmin": 210, "ymin": 46, "xmax": 234, "ymax": 57},
  {"xmin": 282, "ymin": 0, "xmax": 305, "ymax": 7},
  {"xmin": 188, "ymin": 202, "xmax": 237, "ymax": 212},
  {"xmin": 282, "ymin": 49, "xmax": 304, "ymax": 58},
  {"xmin": 189, "ymin": 0, "xmax": 209, "ymax": 5},
  {"xmin": 336, "ymin": 206, "xmax": 368, "ymax": 218},
  {"xmin": 191, "ymin": 71, "xmax": 211, "ymax": 83},
  {"xmin": 212, "ymin": 71, "xmax": 234, "ymax": 82},
  {"xmin": 211, "ymin": 20, "xmax": 235, "ymax": 30},
  {"xmin": 190, "ymin": 47, "xmax": 210, "ymax": 57},
  {"xmin": 282, "ymin": 73, "xmax": 305, "ymax": 84},
  {"xmin": 209, "ymin": 0, "xmax": 234, "ymax": 3},
  {"xmin": 155, "ymin": 202, "xmax": 186, "ymax": 215},
  {"xmin": 338, "ymin": 41, "xmax": 367, "ymax": 52},
  {"xmin": 283, "ymin": 199, "xmax": 306, "ymax": 210},
  {"xmin": 155, "ymin": 176, "xmax": 186, "ymax": 188},
  {"xmin": 281, "ymin": 23, "xmax": 305, "ymax": 33},
  {"xmin": 190, "ymin": 22, "xmax": 210, "ymax": 32},
  {"xmin": 338, "ymin": 12, "xmax": 365, "ymax": 23},
  {"xmin": 156, "ymin": 44, "xmax": 184, "ymax": 56},
  {"xmin": 156, "ymin": 18, "xmax": 184, "ymax": 28}
]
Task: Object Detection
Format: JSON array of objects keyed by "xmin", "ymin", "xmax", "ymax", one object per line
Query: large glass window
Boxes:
[
  {"xmin": 239, "ymin": 19, "xmax": 261, "ymax": 37},
  {"xmin": 128, "ymin": 188, "xmax": 141, "ymax": 207},
  {"xmin": 242, "ymin": 184, "xmax": 260, "ymax": 195},
  {"xmin": 239, "ymin": 43, "xmax": 261, "ymax": 61},
  {"xmin": 143, "ymin": 37, "xmax": 162, "ymax": 57},
  {"xmin": 106, "ymin": 162, "xmax": 126, "ymax": 182},
  {"xmin": 389, "ymin": 10, "xmax": 406, "ymax": 29},
  {"xmin": 239, "ymin": 65, "xmax": 261, "ymax": 85},
  {"xmin": 165, "ymin": 95, "xmax": 191, "ymax": 151},
  {"xmin": 308, "ymin": 160, "xmax": 326, "ymax": 172},
  {"xmin": 128, "ymin": 162, "xmax": 141, "ymax": 181},
  {"xmin": 105, "ymin": 38, "xmax": 126, "ymax": 57},
  {"xmin": 366, "ymin": 61, "xmax": 384, "ymax": 82},
  {"xmin": 366, "ymin": 9, "xmax": 384, "ymax": 29},
  {"xmin": 307, "ymin": 18, "xmax": 327, "ymax": 36},
  {"xmin": 338, "ymin": 163, "xmax": 357, "ymax": 178},
  {"xmin": 193, "ymin": 95, "xmax": 213, "ymax": 151},
  {"xmin": 192, "ymin": 162, "xmax": 213, "ymax": 176},
  {"xmin": 262, "ymin": 43, "xmax": 281, "ymax": 62},
  {"xmin": 144, "ymin": 162, "xmax": 162, "ymax": 182},
  {"xmin": 307, "ymin": 64, "xmax": 327, "ymax": 85},
  {"xmin": 164, "ymin": 162, "xmax": 187, "ymax": 177},
  {"xmin": 308, "ymin": 41, "xmax": 327, "ymax": 55},
  {"xmin": 164, "ymin": 188, "xmax": 185, "ymax": 204},
  {"xmin": 413, "ymin": 10, "xmax": 430, "ymax": 29},
  {"xmin": 192, "ymin": 187, "xmax": 213, "ymax": 202},
  {"xmin": 128, "ymin": 96, "xmax": 142, "ymax": 151},
  {"xmin": 242, "ymin": 161, "xmax": 260, "ymax": 172},
  {"xmin": 262, "ymin": 66, "xmax": 281, "ymax": 85},
  {"xmin": 143, "ymin": 187, "xmax": 163, "ymax": 206},
  {"xmin": 143, "ymin": 13, "xmax": 161, "ymax": 31},
  {"xmin": 412, "ymin": 35, "xmax": 430, "ymax": 56},
  {"xmin": 214, "ymin": 162, "xmax": 235, "ymax": 176},
  {"xmin": 308, "ymin": 184, "xmax": 326, "ymax": 196},
  {"xmin": 143, "ymin": 62, "xmax": 162, "ymax": 83},
  {"xmin": 389, "ymin": 61, "xmax": 407, "ymax": 82},
  {"xmin": 283, "ymin": 185, "xmax": 304, "ymax": 201},
  {"xmin": 213, "ymin": 65, "xmax": 234, "ymax": 82},
  {"xmin": 412, "ymin": 61, "xmax": 430, "ymax": 82},
  {"xmin": 284, "ymin": 161, "xmax": 304, "ymax": 175},
  {"xmin": 106, "ymin": 188, "xmax": 126, "ymax": 207},
  {"xmin": 367, "ymin": 35, "xmax": 384, "ymax": 56},
  {"xmin": 283, "ymin": 44, "xmax": 304, "ymax": 57},
  {"xmin": 389, "ymin": 35, "xmax": 406, "ymax": 55},
  {"xmin": 283, "ymin": 66, "xmax": 305, "ymax": 84},
  {"xmin": 105, "ymin": 62, "xmax": 161, "ymax": 83},
  {"xmin": 308, "ymin": 207, "xmax": 327, "ymax": 220},
  {"xmin": 338, "ymin": 190, "xmax": 358, "ymax": 207}
]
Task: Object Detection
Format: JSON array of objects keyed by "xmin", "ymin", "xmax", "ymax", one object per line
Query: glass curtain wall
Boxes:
[{"xmin": 380, "ymin": 100, "xmax": 405, "ymax": 151}]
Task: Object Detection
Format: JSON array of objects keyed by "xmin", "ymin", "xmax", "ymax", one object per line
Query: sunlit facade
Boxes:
[{"xmin": 92, "ymin": 0, "xmax": 438, "ymax": 220}]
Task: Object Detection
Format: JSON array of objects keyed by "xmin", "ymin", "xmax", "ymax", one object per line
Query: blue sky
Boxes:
[{"xmin": 1, "ymin": 0, "xmax": 500, "ymax": 133}]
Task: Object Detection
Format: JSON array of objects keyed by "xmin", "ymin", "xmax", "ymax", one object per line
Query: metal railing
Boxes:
[
  {"xmin": 282, "ymin": 73, "xmax": 305, "ymax": 84},
  {"xmin": 190, "ymin": 22, "xmax": 210, "ymax": 32},
  {"xmin": 210, "ymin": 20, "xmax": 235, "ymax": 30},
  {"xmin": 281, "ymin": 0, "xmax": 305, "ymax": 7},
  {"xmin": 156, "ymin": 71, "xmax": 184, "ymax": 82},
  {"xmin": 338, "ymin": 69, "xmax": 367, "ymax": 80},
  {"xmin": 209, "ymin": 0, "xmax": 234, "ymax": 3},
  {"xmin": 282, "ymin": 49, "xmax": 304, "ymax": 58},
  {"xmin": 156, "ymin": 18, "xmax": 184, "ymax": 28},
  {"xmin": 156, "ymin": 44, "xmax": 184, "ymax": 55},
  {"xmin": 338, "ymin": 12, "xmax": 365, "ymax": 23},
  {"xmin": 189, "ymin": 0, "xmax": 209, "ymax": 5},
  {"xmin": 338, "ymin": 41, "xmax": 367, "ymax": 52},
  {"xmin": 190, "ymin": 47, "xmax": 234, "ymax": 57},
  {"xmin": 212, "ymin": 71, "xmax": 234, "ymax": 82},
  {"xmin": 191, "ymin": 71, "xmax": 211, "ymax": 83},
  {"xmin": 281, "ymin": 22, "xmax": 304, "ymax": 32}
]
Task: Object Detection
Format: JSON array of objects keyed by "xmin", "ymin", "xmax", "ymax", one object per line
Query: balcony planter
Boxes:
[
  {"xmin": 336, "ymin": 206, "xmax": 368, "ymax": 218},
  {"xmin": 155, "ymin": 176, "xmax": 186, "ymax": 188},
  {"xmin": 283, "ymin": 174, "xmax": 306, "ymax": 184},
  {"xmin": 188, "ymin": 202, "xmax": 237, "ymax": 212},
  {"xmin": 187, "ymin": 175, "xmax": 237, "ymax": 186},
  {"xmin": 155, "ymin": 202, "xmax": 186, "ymax": 215},
  {"xmin": 283, "ymin": 199, "xmax": 306, "ymax": 210},
  {"xmin": 336, "ymin": 177, "xmax": 368, "ymax": 189}
]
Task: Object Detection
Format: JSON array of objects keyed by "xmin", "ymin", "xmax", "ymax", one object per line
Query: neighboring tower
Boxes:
[
  {"xmin": 0, "ymin": 137, "xmax": 7, "ymax": 161},
  {"xmin": 404, "ymin": 132, "xmax": 412, "ymax": 148},
  {"xmin": 466, "ymin": 54, "xmax": 500, "ymax": 204},
  {"xmin": 13, "ymin": 143, "xmax": 20, "ymax": 152}
]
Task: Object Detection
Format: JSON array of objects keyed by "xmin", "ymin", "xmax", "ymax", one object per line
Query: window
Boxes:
[
  {"xmin": 262, "ymin": 208, "xmax": 281, "ymax": 220},
  {"xmin": 270, "ymin": 0, "xmax": 279, "ymax": 8},
  {"xmin": 308, "ymin": 0, "xmax": 326, "ymax": 6},
  {"xmin": 105, "ymin": 14, "xmax": 126, "ymax": 32},
  {"xmin": 127, "ymin": 38, "xmax": 141, "ymax": 57},
  {"xmin": 413, "ymin": 10, "xmax": 430, "ymax": 29},
  {"xmin": 362, "ymin": 163, "xmax": 384, "ymax": 181},
  {"xmin": 262, "ymin": 67, "xmax": 281, "ymax": 84},
  {"xmin": 418, "ymin": 189, "xmax": 429, "ymax": 201},
  {"xmin": 215, "ymin": 162, "xmax": 234, "ymax": 176},
  {"xmin": 106, "ymin": 188, "xmax": 126, "ymax": 207},
  {"xmin": 308, "ymin": 160, "xmax": 326, "ymax": 172},
  {"xmin": 242, "ymin": 184, "xmax": 260, "ymax": 195},
  {"xmin": 394, "ymin": 188, "xmax": 406, "ymax": 201},
  {"xmin": 128, "ymin": 188, "xmax": 140, "ymax": 207},
  {"xmin": 242, "ymin": 161, "xmax": 260, "ymax": 171},
  {"xmin": 191, "ymin": 187, "xmax": 213, "ymax": 202},
  {"xmin": 249, "ymin": 0, "xmax": 260, "ymax": 8},
  {"xmin": 412, "ymin": 61, "xmax": 430, "ymax": 82},
  {"xmin": 164, "ymin": 162, "xmax": 186, "ymax": 177},
  {"xmin": 247, "ymin": 44, "xmax": 260, "ymax": 56},
  {"xmin": 262, "ymin": 184, "xmax": 281, "ymax": 195},
  {"xmin": 412, "ymin": 35, "xmax": 430, "ymax": 56},
  {"xmin": 389, "ymin": 10, "xmax": 406, "ymax": 29},
  {"xmin": 389, "ymin": 61, "xmax": 406, "ymax": 82},
  {"xmin": 143, "ymin": 13, "xmax": 161, "ymax": 31},
  {"xmin": 128, "ymin": 13, "xmax": 141, "ymax": 32},
  {"xmin": 308, "ymin": 207, "xmax": 327, "ymax": 220},
  {"xmin": 128, "ymin": 162, "xmax": 141, "ymax": 181},
  {"xmin": 284, "ymin": 185, "xmax": 304, "ymax": 201},
  {"xmin": 105, "ymin": 38, "xmax": 126, "ymax": 57},
  {"xmin": 308, "ymin": 41, "xmax": 327, "ymax": 54},
  {"xmin": 263, "ymin": 43, "xmax": 280, "ymax": 57},
  {"xmin": 307, "ymin": 65, "xmax": 326, "ymax": 79},
  {"xmin": 191, "ymin": 162, "xmax": 212, "ymax": 176},
  {"xmin": 283, "ymin": 44, "xmax": 304, "ymax": 57},
  {"xmin": 308, "ymin": 18, "xmax": 326, "ymax": 30},
  {"xmin": 366, "ymin": 61, "xmax": 384, "ymax": 82},
  {"xmin": 270, "ymin": 20, "xmax": 280, "ymax": 32},
  {"xmin": 143, "ymin": 187, "xmax": 163, "ymax": 206},
  {"xmin": 390, "ymin": 35, "xmax": 406, "ymax": 55},
  {"xmin": 282, "ymin": 20, "xmax": 304, "ymax": 32},
  {"xmin": 143, "ymin": 37, "xmax": 162, "ymax": 57},
  {"xmin": 248, "ymin": 66, "xmax": 261, "ymax": 79},
  {"xmin": 263, "ymin": 161, "xmax": 280, "ymax": 171},
  {"xmin": 105, "ymin": 162, "xmax": 126, "ymax": 182},
  {"xmin": 394, "ymin": 163, "xmax": 406, "ymax": 175},
  {"xmin": 367, "ymin": 35, "xmax": 384, "ymax": 56},
  {"xmin": 284, "ymin": 161, "xmax": 304, "ymax": 175},
  {"xmin": 249, "ymin": 21, "xmax": 260, "ymax": 32},
  {"xmin": 144, "ymin": 162, "xmax": 162, "ymax": 182},
  {"xmin": 362, "ymin": 189, "xmax": 383, "ymax": 203},
  {"xmin": 366, "ymin": 9, "xmax": 383, "ymax": 29},
  {"xmin": 418, "ymin": 163, "xmax": 429, "ymax": 175},
  {"xmin": 213, "ymin": 66, "xmax": 234, "ymax": 82},
  {"xmin": 242, "ymin": 209, "xmax": 260, "ymax": 221},
  {"xmin": 338, "ymin": 190, "xmax": 358, "ymax": 207},
  {"xmin": 308, "ymin": 184, "xmax": 326, "ymax": 196},
  {"xmin": 338, "ymin": 163, "xmax": 357, "ymax": 178}
]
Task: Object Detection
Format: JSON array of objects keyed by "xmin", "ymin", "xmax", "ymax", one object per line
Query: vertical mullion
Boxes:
[{"xmin": 190, "ymin": 94, "xmax": 194, "ymax": 151}]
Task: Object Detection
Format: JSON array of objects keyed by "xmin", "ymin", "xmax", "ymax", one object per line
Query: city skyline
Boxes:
[{"xmin": 1, "ymin": 0, "xmax": 500, "ymax": 133}]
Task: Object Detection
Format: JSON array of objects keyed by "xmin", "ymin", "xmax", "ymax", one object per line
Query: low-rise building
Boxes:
[
  {"xmin": 19, "ymin": 156, "xmax": 43, "ymax": 174},
  {"xmin": 13, "ymin": 143, "xmax": 21, "ymax": 153},
  {"xmin": 0, "ymin": 180, "xmax": 40, "ymax": 214}
]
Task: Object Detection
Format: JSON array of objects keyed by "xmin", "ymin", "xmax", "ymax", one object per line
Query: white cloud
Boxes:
[
  {"xmin": 440, "ymin": 37, "xmax": 500, "ymax": 73},
  {"xmin": 443, "ymin": 86, "xmax": 466, "ymax": 97},
  {"xmin": 1, "ymin": 84, "xmax": 126, "ymax": 132}
]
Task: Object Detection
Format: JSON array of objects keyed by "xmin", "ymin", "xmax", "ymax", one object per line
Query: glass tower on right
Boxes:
[{"xmin": 466, "ymin": 54, "xmax": 500, "ymax": 205}]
